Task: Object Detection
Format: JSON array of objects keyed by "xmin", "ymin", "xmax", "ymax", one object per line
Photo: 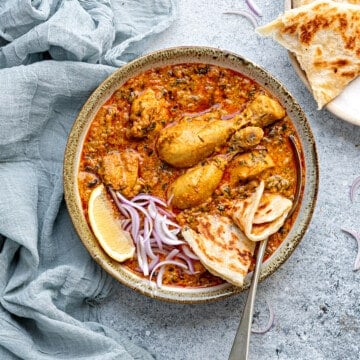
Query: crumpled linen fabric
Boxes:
[{"xmin": 0, "ymin": 0, "xmax": 177, "ymax": 359}]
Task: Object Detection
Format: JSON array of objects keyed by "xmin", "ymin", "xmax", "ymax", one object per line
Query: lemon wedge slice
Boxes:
[{"xmin": 88, "ymin": 184, "xmax": 135, "ymax": 262}]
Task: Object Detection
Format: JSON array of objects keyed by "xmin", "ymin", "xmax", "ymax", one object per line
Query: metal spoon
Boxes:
[
  {"xmin": 228, "ymin": 236, "xmax": 268, "ymax": 360},
  {"xmin": 228, "ymin": 135, "xmax": 302, "ymax": 360}
]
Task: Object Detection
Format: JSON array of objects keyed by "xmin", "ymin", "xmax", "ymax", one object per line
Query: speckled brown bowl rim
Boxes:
[{"xmin": 64, "ymin": 46, "xmax": 319, "ymax": 303}]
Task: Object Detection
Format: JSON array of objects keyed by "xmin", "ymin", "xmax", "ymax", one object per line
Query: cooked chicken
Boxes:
[
  {"xmin": 228, "ymin": 150, "xmax": 275, "ymax": 184},
  {"xmin": 157, "ymin": 113, "xmax": 235, "ymax": 168},
  {"xmin": 156, "ymin": 95, "xmax": 284, "ymax": 168},
  {"xmin": 78, "ymin": 171, "xmax": 99, "ymax": 188},
  {"xmin": 241, "ymin": 94, "xmax": 286, "ymax": 128},
  {"xmin": 182, "ymin": 215, "xmax": 255, "ymax": 287},
  {"xmin": 100, "ymin": 150, "xmax": 143, "ymax": 198},
  {"xmin": 168, "ymin": 156, "xmax": 227, "ymax": 209},
  {"xmin": 229, "ymin": 126, "xmax": 264, "ymax": 151},
  {"xmin": 128, "ymin": 89, "xmax": 169, "ymax": 138}
]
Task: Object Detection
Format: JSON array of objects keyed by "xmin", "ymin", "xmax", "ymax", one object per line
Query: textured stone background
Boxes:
[{"xmin": 100, "ymin": 1, "xmax": 360, "ymax": 359}]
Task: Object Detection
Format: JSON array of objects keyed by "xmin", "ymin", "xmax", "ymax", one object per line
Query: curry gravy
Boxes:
[{"xmin": 78, "ymin": 63, "xmax": 302, "ymax": 287}]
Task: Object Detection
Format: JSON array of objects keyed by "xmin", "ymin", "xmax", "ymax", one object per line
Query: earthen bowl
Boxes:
[{"xmin": 63, "ymin": 46, "xmax": 319, "ymax": 303}]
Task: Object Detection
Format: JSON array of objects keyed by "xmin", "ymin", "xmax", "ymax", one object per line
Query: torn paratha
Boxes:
[
  {"xmin": 294, "ymin": 0, "xmax": 360, "ymax": 6},
  {"xmin": 257, "ymin": 0, "xmax": 360, "ymax": 109},
  {"xmin": 181, "ymin": 182, "xmax": 292, "ymax": 286},
  {"xmin": 231, "ymin": 181, "xmax": 293, "ymax": 242},
  {"xmin": 182, "ymin": 215, "xmax": 255, "ymax": 287}
]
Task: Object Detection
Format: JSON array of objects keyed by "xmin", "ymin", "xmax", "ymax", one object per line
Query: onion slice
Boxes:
[
  {"xmin": 223, "ymin": 10, "xmax": 258, "ymax": 28},
  {"xmin": 149, "ymin": 260, "xmax": 188, "ymax": 288},
  {"xmin": 251, "ymin": 300, "xmax": 275, "ymax": 334},
  {"xmin": 181, "ymin": 245, "xmax": 199, "ymax": 260},
  {"xmin": 349, "ymin": 176, "xmax": 360, "ymax": 203},
  {"xmin": 245, "ymin": 0, "xmax": 263, "ymax": 17},
  {"xmin": 342, "ymin": 228, "xmax": 360, "ymax": 271},
  {"xmin": 111, "ymin": 189, "xmax": 196, "ymax": 287}
]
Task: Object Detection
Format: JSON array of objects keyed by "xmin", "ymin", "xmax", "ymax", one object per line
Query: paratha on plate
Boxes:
[
  {"xmin": 257, "ymin": 0, "xmax": 360, "ymax": 109},
  {"xmin": 294, "ymin": 0, "xmax": 359, "ymax": 6}
]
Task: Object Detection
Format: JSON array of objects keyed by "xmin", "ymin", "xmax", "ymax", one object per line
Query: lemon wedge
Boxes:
[{"xmin": 88, "ymin": 184, "xmax": 135, "ymax": 262}]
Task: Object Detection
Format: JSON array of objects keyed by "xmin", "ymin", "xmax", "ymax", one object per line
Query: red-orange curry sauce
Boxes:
[{"xmin": 78, "ymin": 63, "xmax": 303, "ymax": 288}]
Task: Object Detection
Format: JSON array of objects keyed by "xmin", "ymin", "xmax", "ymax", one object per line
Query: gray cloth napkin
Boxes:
[{"xmin": 0, "ymin": 0, "xmax": 177, "ymax": 359}]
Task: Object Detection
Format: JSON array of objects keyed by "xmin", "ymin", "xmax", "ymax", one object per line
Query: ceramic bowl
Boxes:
[{"xmin": 63, "ymin": 46, "xmax": 318, "ymax": 303}]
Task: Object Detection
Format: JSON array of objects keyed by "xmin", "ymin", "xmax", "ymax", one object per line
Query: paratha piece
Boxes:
[
  {"xmin": 231, "ymin": 181, "xmax": 293, "ymax": 242},
  {"xmin": 182, "ymin": 215, "xmax": 255, "ymax": 287},
  {"xmin": 294, "ymin": 0, "xmax": 360, "ymax": 6},
  {"xmin": 257, "ymin": 0, "xmax": 360, "ymax": 109}
]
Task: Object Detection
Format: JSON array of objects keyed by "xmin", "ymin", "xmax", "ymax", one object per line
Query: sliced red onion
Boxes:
[
  {"xmin": 350, "ymin": 176, "xmax": 360, "ymax": 203},
  {"xmin": 142, "ymin": 216, "xmax": 152, "ymax": 243},
  {"xmin": 116, "ymin": 191, "xmax": 152, "ymax": 220},
  {"xmin": 181, "ymin": 245, "xmax": 200, "ymax": 260},
  {"xmin": 132, "ymin": 193, "xmax": 167, "ymax": 207},
  {"xmin": 170, "ymin": 228, "xmax": 181, "ymax": 236},
  {"xmin": 245, "ymin": 0, "xmax": 263, "ymax": 17},
  {"xmin": 137, "ymin": 235, "xmax": 149, "ymax": 276},
  {"xmin": 149, "ymin": 260, "xmax": 188, "ymax": 288},
  {"xmin": 166, "ymin": 248, "xmax": 180, "ymax": 260},
  {"xmin": 148, "ymin": 255, "xmax": 160, "ymax": 272},
  {"xmin": 152, "ymin": 228, "xmax": 164, "ymax": 250},
  {"xmin": 223, "ymin": 10, "xmax": 258, "ymax": 28},
  {"xmin": 111, "ymin": 189, "xmax": 199, "ymax": 287},
  {"xmin": 147, "ymin": 201, "xmax": 158, "ymax": 219},
  {"xmin": 109, "ymin": 188, "xmax": 130, "ymax": 217},
  {"xmin": 160, "ymin": 219, "xmax": 181, "ymax": 241},
  {"xmin": 163, "ymin": 216, "xmax": 181, "ymax": 230},
  {"xmin": 167, "ymin": 193, "xmax": 174, "ymax": 207},
  {"xmin": 150, "ymin": 260, "xmax": 188, "ymax": 273},
  {"xmin": 155, "ymin": 265, "xmax": 166, "ymax": 288},
  {"xmin": 342, "ymin": 228, "xmax": 360, "ymax": 271},
  {"xmin": 251, "ymin": 300, "xmax": 275, "ymax": 334},
  {"xmin": 157, "ymin": 206, "xmax": 176, "ymax": 219},
  {"xmin": 120, "ymin": 203, "xmax": 141, "ymax": 241},
  {"xmin": 177, "ymin": 253, "xmax": 195, "ymax": 274},
  {"xmin": 154, "ymin": 215, "xmax": 185, "ymax": 246},
  {"xmin": 123, "ymin": 221, "xmax": 132, "ymax": 232},
  {"xmin": 143, "ymin": 238, "xmax": 158, "ymax": 260},
  {"xmin": 121, "ymin": 219, "xmax": 131, "ymax": 228}
]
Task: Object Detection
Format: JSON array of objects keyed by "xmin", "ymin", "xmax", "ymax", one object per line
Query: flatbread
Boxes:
[
  {"xmin": 231, "ymin": 181, "xmax": 293, "ymax": 242},
  {"xmin": 294, "ymin": 0, "xmax": 360, "ymax": 6},
  {"xmin": 181, "ymin": 182, "xmax": 293, "ymax": 286},
  {"xmin": 257, "ymin": 0, "xmax": 360, "ymax": 109},
  {"xmin": 182, "ymin": 215, "xmax": 255, "ymax": 287}
]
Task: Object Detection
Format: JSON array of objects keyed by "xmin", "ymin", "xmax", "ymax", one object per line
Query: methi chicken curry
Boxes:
[{"xmin": 78, "ymin": 63, "xmax": 303, "ymax": 288}]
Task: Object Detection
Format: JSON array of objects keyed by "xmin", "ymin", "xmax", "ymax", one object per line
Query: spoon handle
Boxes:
[
  {"xmin": 228, "ymin": 238, "xmax": 268, "ymax": 360},
  {"xmin": 228, "ymin": 135, "xmax": 302, "ymax": 360}
]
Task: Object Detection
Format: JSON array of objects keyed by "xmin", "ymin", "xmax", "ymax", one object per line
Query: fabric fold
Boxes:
[{"xmin": 0, "ymin": 0, "xmax": 177, "ymax": 358}]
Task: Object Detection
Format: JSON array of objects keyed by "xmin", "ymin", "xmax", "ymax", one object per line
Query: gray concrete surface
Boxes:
[{"xmin": 100, "ymin": 1, "xmax": 360, "ymax": 359}]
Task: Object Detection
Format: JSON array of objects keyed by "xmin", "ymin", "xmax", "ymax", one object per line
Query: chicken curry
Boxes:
[{"xmin": 78, "ymin": 63, "xmax": 302, "ymax": 288}]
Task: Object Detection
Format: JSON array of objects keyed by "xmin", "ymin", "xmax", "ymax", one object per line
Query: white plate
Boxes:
[{"xmin": 285, "ymin": 0, "xmax": 360, "ymax": 126}]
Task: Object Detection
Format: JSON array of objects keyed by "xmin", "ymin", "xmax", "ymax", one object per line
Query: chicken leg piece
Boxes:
[
  {"xmin": 241, "ymin": 94, "xmax": 286, "ymax": 128},
  {"xmin": 128, "ymin": 89, "xmax": 170, "ymax": 139},
  {"xmin": 157, "ymin": 113, "xmax": 235, "ymax": 168},
  {"xmin": 168, "ymin": 156, "xmax": 228, "ymax": 209},
  {"xmin": 156, "ymin": 95, "xmax": 285, "ymax": 168}
]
